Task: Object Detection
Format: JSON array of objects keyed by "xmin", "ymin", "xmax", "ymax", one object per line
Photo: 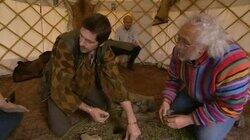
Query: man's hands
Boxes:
[
  {"xmin": 159, "ymin": 100, "xmax": 170, "ymax": 123},
  {"xmin": 120, "ymin": 101, "xmax": 141, "ymax": 140},
  {"xmin": 165, "ymin": 114, "xmax": 194, "ymax": 129},
  {"xmin": 124, "ymin": 122, "xmax": 141, "ymax": 140},
  {"xmin": 79, "ymin": 102, "xmax": 110, "ymax": 123},
  {"xmin": 88, "ymin": 107, "xmax": 110, "ymax": 123},
  {"xmin": 159, "ymin": 101, "xmax": 194, "ymax": 129},
  {"xmin": 0, "ymin": 100, "xmax": 29, "ymax": 113}
]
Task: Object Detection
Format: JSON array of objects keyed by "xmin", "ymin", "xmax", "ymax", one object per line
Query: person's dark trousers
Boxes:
[
  {"xmin": 47, "ymin": 88, "xmax": 124, "ymax": 137},
  {"xmin": 0, "ymin": 111, "xmax": 23, "ymax": 140},
  {"xmin": 111, "ymin": 46, "xmax": 141, "ymax": 69},
  {"xmin": 170, "ymin": 90, "xmax": 236, "ymax": 140}
]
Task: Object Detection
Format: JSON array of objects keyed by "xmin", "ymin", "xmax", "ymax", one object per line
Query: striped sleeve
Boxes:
[
  {"xmin": 162, "ymin": 48, "xmax": 182, "ymax": 104},
  {"xmin": 192, "ymin": 50, "xmax": 250, "ymax": 126}
]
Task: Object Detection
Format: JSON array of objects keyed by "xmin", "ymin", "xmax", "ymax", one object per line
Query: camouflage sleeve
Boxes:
[
  {"xmin": 50, "ymin": 40, "xmax": 82, "ymax": 115},
  {"xmin": 100, "ymin": 46, "xmax": 130, "ymax": 103}
]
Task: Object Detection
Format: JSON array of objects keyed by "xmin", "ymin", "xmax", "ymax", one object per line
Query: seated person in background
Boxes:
[
  {"xmin": 41, "ymin": 13, "xmax": 141, "ymax": 139},
  {"xmin": 0, "ymin": 92, "xmax": 29, "ymax": 140},
  {"xmin": 158, "ymin": 14, "xmax": 250, "ymax": 140},
  {"xmin": 106, "ymin": 15, "xmax": 141, "ymax": 70}
]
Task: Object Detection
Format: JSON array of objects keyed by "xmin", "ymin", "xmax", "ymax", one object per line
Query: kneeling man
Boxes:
[
  {"xmin": 42, "ymin": 13, "xmax": 141, "ymax": 139},
  {"xmin": 159, "ymin": 14, "xmax": 249, "ymax": 140}
]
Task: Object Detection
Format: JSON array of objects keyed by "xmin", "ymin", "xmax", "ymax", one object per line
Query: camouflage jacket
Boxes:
[{"xmin": 41, "ymin": 30, "xmax": 129, "ymax": 115}]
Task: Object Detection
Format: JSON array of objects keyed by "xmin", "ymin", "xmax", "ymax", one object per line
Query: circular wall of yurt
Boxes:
[
  {"xmin": 0, "ymin": 0, "xmax": 249, "ymax": 75},
  {"xmin": 0, "ymin": 0, "xmax": 250, "ymax": 139}
]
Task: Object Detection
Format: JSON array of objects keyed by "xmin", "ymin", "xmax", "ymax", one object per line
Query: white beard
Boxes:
[{"xmin": 177, "ymin": 47, "xmax": 202, "ymax": 61}]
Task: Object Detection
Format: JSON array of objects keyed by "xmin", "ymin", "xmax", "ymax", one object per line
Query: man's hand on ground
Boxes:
[
  {"xmin": 159, "ymin": 101, "xmax": 170, "ymax": 123},
  {"xmin": 88, "ymin": 107, "xmax": 110, "ymax": 123},
  {"xmin": 124, "ymin": 122, "xmax": 141, "ymax": 140},
  {"xmin": 165, "ymin": 114, "xmax": 194, "ymax": 129}
]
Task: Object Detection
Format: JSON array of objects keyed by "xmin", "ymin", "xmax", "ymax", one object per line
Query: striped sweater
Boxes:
[{"xmin": 163, "ymin": 44, "xmax": 250, "ymax": 126}]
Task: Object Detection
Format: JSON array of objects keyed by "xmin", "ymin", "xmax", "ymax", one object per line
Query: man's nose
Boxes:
[
  {"xmin": 80, "ymin": 38, "xmax": 86, "ymax": 45},
  {"xmin": 175, "ymin": 44, "xmax": 181, "ymax": 48}
]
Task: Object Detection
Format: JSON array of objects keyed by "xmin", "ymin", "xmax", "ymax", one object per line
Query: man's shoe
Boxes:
[{"xmin": 152, "ymin": 17, "xmax": 168, "ymax": 26}]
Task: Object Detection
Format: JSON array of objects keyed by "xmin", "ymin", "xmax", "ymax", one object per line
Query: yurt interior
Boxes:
[{"xmin": 0, "ymin": 0, "xmax": 249, "ymax": 139}]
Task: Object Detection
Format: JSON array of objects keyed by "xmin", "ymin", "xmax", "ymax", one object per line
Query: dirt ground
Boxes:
[{"xmin": 0, "ymin": 64, "xmax": 249, "ymax": 140}]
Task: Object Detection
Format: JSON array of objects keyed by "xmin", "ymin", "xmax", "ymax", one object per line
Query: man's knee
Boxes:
[
  {"xmin": 0, "ymin": 112, "xmax": 23, "ymax": 128},
  {"xmin": 0, "ymin": 112, "xmax": 23, "ymax": 139},
  {"xmin": 196, "ymin": 118, "xmax": 235, "ymax": 140},
  {"xmin": 48, "ymin": 120, "xmax": 71, "ymax": 137},
  {"xmin": 131, "ymin": 46, "xmax": 141, "ymax": 56},
  {"xmin": 170, "ymin": 92, "xmax": 196, "ymax": 114},
  {"xmin": 47, "ymin": 99, "xmax": 71, "ymax": 137},
  {"xmin": 11, "ymin": 112, "xmax": 23, "ymax": 126},
  {"xmin": 134, "ymin": 46, "xmax": 141, "ymax": 52}
]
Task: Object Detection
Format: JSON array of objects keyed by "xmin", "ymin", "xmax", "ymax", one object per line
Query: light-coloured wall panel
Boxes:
[{"xmin": 0, "ymin": 0, "xmax": 68, "ymax": 75}]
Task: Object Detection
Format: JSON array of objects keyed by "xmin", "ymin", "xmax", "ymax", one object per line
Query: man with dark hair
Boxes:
[{"xmin": 41, "ymin": 13, "xmax": 141, "ymax": 139}]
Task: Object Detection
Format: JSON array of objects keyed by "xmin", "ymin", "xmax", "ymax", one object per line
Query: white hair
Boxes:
[{"xmin": 188, "ymin": 14, "xmax": 232, "ymax": 58}]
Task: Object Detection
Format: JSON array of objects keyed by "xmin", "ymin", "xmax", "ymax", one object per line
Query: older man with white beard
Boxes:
[{"xmin": 159, "ymin": 14, "xmax": 250, "ymax": 140}]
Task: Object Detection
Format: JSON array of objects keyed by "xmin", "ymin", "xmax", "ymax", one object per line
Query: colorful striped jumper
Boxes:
[{"xmin": 163, "ymin": 44, "xmax": 250, "ymax": 126}]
